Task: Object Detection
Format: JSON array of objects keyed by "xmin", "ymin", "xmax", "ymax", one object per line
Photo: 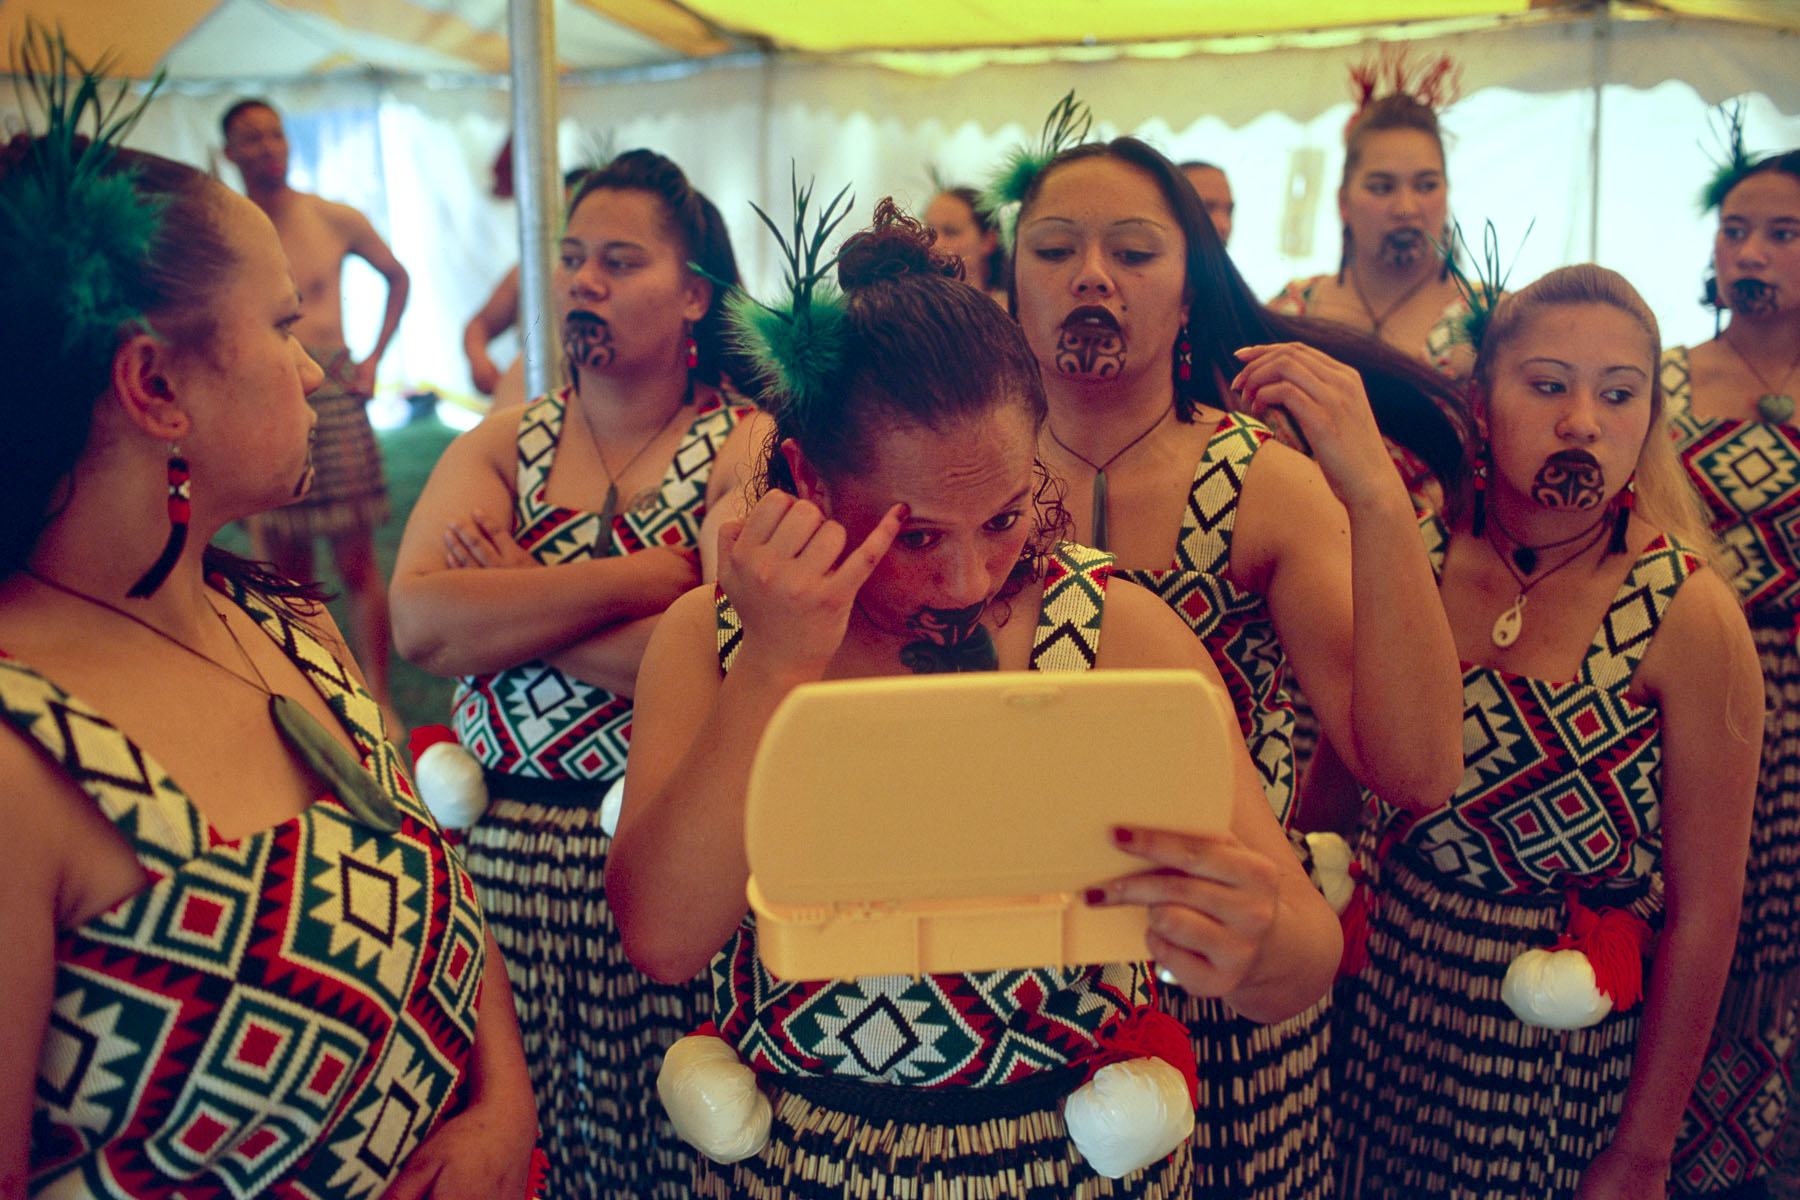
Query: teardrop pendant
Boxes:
[
  {"xmin": 597, "ymin": 482, "xmax": 619, "ymax": 537},
  {"xmin": 1091, "ymin": 468, "xmax": 1110, "ymax": 552},
  {"xmin": 270, "ymin": 694, "xmax": 402, "ymax": 832},
  {"xmin": 1491, "ymin": 594, "xmax": 1526, "ymax": 648}
]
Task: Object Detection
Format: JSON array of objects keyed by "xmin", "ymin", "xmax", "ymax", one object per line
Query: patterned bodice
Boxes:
[
  {"xmin": 709, "ymin": 543, "xmax": 1147, "ymax": 1086},
  {"xmin": 1392, "ymin": 519, "xmax": 1702, "ymax": 897},
  {"xmin": 1665, "ymin": 345, "xmax": 1800, "ymax": 616},
  {"xmin": 453, "ymin": 387, "xmax": 752, "ymax": 782},
  {"xmin": 1115, "ymin": 414, "xmax": 1297, "ymax": 823},
  {"xmin": 6, "ymin": 582, "xmax": 488, "ymax": 1198}
]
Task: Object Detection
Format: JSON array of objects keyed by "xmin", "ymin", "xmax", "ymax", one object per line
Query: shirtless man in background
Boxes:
[{"xmin": 222, "ymin": 98, "xmax": 409, "ymax": 726}]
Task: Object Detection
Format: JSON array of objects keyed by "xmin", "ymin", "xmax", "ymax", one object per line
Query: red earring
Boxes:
[
  {"xmin": 685, "ymin": 335, "xmax": 699, "ymax": 371},
  {"xmin": 128, "ymin": 444, "xmax": 190, "ymax": 598},
  {"xmin": 1607, "ymin": 474, "xmax": 1635, "ymax": 556},
  {"xmin": 1470, "ymin": 445, "xmax": 1489, "ymax": 538},
  {"xmin": 1174, "ymin": 324, "xmax": 1192, "ymax": 384}
]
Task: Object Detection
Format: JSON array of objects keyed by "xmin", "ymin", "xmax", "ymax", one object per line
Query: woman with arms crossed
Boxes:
[{"xmin": 390, "ymin": 150, "xmax": 762, "ymax": 1198}]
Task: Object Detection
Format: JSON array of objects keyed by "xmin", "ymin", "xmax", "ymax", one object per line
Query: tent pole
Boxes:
[
  {"xmin": 510, "ymin": 0, "xmax": 561, "ymax": 402},
  {"xmin": 1588, "ymin": 10, "xmax": 1610, "ymax": 261}
]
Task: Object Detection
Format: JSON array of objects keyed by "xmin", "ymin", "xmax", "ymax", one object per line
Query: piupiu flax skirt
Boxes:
[
  {"xmin": 463, "ymin": 783, "xmax": 710, "ymax": 1200},
  {"xmin": 1671, "ymin": 616, "xmax": 1800, "ymax": 1194},
  {"xmin": 691, "ymin": 1066, "xmax": 1191, "ymax": 1199},
  {"xmin": 1162, "ymin": 989, "xmax": 1333, "ymax": 1200},
  {"xmin": 1333, "ymin": 848, "xmax": 1659, "ymax": 1200}
]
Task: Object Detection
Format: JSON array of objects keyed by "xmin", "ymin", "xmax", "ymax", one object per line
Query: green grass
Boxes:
[{"xmin": 213, "ymin": 407, "xmax": 461, "ymax": 736}]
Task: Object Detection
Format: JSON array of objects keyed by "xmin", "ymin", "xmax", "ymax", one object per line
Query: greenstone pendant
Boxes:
[
  {"xmin": 1091, "ymin": 469, "xmax": 1110, "ymax": 552},
  {"xmin": 270, "ymin": 694, "xmax": 402, "ymax": 832},
  {"xmin": 1757, "ymin": 393, "xmax": 1796, "ymax": 424}
]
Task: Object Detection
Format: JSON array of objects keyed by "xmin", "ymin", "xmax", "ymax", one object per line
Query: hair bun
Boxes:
[{"xmin": 837, "ymin": 197, "xmax": 963, "ymax": 289}]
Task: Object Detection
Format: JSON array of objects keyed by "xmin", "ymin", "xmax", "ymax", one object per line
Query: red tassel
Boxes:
[
  {"xmin": 1606, "ymin": 477, "xmax": 1635, "ymax": 556},
  {"xmin": 1081, "ymin": 1008, "xmax": 1199, "ymax": 1109},
  {"xmin": 408, "ymin": 723, "xmax": 459, "ymax": 766},
  {"xmin": 1337, "ymin": 861, "xmax": 1373, "ymax": 978},
  {"xmin": 685, "ymin": 335, "xmax": 699, "ymax": 370},
  {"xmin": 525, "ymin": 1147, "xmax": 550, "ymax": 1199},
  {"xmin": 1551, "ymin": 891, "xmax": 1654, "ymax": 1011}
]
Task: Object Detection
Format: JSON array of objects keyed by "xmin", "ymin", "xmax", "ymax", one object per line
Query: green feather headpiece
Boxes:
[
  {"xmin": 724, "ymin": 166, "xmax": 854, "ymax": 415},
  {"xmin": 1700, "ymin": 99, "xmax": 1760, "ymax": 213},
  {"xmin": 978, "ymin": 91, "xmax": 1094, "ymax": 248},
  {"xmin": 1439, "ymin": 218, "xmax": 1532, "ymax": 354},
  {"xmin": 0, "ymin": 24, "xmax": 166, "ymax": 373}
]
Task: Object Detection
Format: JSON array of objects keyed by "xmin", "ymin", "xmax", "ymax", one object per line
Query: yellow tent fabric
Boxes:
[{"xmin": 6, "ymin": 0, "xmax": 1798, "ymax": 81}]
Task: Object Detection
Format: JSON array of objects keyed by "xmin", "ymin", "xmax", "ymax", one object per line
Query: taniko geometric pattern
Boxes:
[
  {"xmin": 8, "ymin": 585, "xmax": 487, "ymax": 1198},
  {"xmin": 455, "ymin": 387, "xmax": 753, "ymax": 782},
  {"xmin": 1118, "ymin": 413, "xmax": 1298, "ymax": 824},
  {"xmin": 712, "ymin": 542, "xmax": 1148, "ymax": 1086},
  {"xmin": 1397, "ymin": 520, "xmax": 1702, "ymax": 896},
  {"xmin": 1665, "ymin": 346, "xmax": 1800, "ymax": 614}
]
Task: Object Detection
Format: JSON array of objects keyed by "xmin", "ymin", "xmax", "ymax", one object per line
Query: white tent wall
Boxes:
[{"xmin": 7, "ymin": 13, "xmax": 1798, "ymax": 410}]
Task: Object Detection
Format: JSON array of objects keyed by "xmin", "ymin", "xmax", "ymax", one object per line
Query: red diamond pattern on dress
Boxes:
[
  {"xmin": 181, "ymin": 1111, "xmax": 230, "ymax": 1155},
  {"xmin": 236, "ymin": 1023, "xmax": 283, "ymax": 1069}
]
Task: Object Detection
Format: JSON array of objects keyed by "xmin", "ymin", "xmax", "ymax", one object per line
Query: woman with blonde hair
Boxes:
[{"xmin": 1317, "ymin": 264, "xmax": 1760, "ymax": 1199}]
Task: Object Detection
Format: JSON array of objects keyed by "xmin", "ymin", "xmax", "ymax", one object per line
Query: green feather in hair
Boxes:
[
  {"xmin": 723, "ymin": 166, "xmax": 854, "ymax": 415},
  {"xmin": 1438, "ymin": 218, "xmax": 1532, "ymax": 353},
  {"xmin": 978, "ymin": 91, "xmax": 1094, "ymax": 247},
  {"xmin": 1699, "ymin": 99, "xmax": 1759, "ymax": 213},
  {"xmin": 1, "ymin": 23, "xmax": 166, "ymax": 375}
]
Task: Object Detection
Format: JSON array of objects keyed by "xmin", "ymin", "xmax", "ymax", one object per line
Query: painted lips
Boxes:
[{"xmin": 1061, "ymin": 305, "xmax": 1121, "ymax": 335}]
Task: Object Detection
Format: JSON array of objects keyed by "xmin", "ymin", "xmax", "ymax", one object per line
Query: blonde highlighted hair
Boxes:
[{"xmin": 1466, "ymin": 263, "xmax": 1719, "ymax": 564}]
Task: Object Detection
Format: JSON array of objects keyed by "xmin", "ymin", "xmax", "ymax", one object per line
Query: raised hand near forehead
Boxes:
[
  {"xmin": 1230, "ymin": 342, "xmax": 1404, "ymax": 511},
  {"xmin": 716, "ymin": 491, "xmax": 906, "ymax": 678}
]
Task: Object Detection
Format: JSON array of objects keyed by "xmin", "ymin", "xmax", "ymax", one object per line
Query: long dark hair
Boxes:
[
  {"xmin": 568, "ymin": 149, "xmax": 756, "ymax": 397},
  {"xmin": 1011, "ymin": 136, "xmax": 1471, "ymax": 491}
]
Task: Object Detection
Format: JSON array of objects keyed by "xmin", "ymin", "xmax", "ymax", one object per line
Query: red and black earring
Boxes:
[
  {"xmin": 1173, "ymin": 324, "xmax": 1192, "ymax": 385},
  {"xmin": 1607, "ymin": 474, "xmax": 1636, "ymax": 556},
  {"xmin": 127, "ymin": 444, "xmax": 190, "ymax": 598},
  {"xmin": 1471, "ymin": 444, "xmax": 1489, "ymax": 538},
  {"xmin": 684, "ymin": 334, "xmax": 699, "ymax": 371}
]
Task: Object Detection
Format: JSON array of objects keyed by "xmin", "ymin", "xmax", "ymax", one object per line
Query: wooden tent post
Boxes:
[{"xmin": 509, "ymin": 0, "xmax": 561, "ymax": 401}]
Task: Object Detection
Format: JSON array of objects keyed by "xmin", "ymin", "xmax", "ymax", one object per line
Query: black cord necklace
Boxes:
[
  {"xmin": 1483, "ymin": 515, "xmax": 1610, "ymax": 649},
  {"xmin": 24, "ymin": 570, "xmax": 401, "ymax": 832},
  {"xmin": 1487, "ymin": 503, "xmax": 1609, "ymax": 576},
  {"xmin": 1046, "ymin": 404, "xmax": 1174, "ymax": 552}
]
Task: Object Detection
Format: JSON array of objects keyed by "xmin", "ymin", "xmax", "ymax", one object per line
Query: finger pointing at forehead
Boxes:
[{"xmin": 827, "ymin": 503, "xmax": 906, "ymax": 599}]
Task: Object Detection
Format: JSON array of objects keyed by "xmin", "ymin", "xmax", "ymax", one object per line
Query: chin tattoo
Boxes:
[
  {"xmin": 1731, "ymin": 278, "xmax": 1781, "ymax": 318},
  {"xmin": 563, "ymin": 312, "xmax": 615, "ymax": 369},
  {"xmin": 1379, "ymin": 228, "xmax": 1428, "ymax": 271},
  {"xmin": 1054, "ymin": 328, "xmax": 1126, "ymax": 378},
  {"xmin": 1530, "ymin": 450, "xmax": 1606, "ymax": 510},
  {"xmin": 898, "ymin": 602, "xmax": 999, "ymax": 674}
]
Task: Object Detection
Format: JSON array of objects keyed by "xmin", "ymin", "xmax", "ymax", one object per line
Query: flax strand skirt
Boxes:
[
  {"xmin": 692, "ymin": 1080, "xmax": 1192, "ymax": 1199},
  {"xmin": 1164, "ymin": 989, "xmax": 1334, "ymax": 1200},
  {"xmin": 1333, "ymin": 851, "xmax": 1658, "ymax": 1199},
  {"xmin": 462, "ymin": 797, "xmax": 709, "ymax": 1200}
]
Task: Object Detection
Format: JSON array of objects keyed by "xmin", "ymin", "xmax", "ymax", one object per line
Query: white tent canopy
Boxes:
[{"xmin": 3, "ymin": 4, "xmax": 1799, "ymax": 405}]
